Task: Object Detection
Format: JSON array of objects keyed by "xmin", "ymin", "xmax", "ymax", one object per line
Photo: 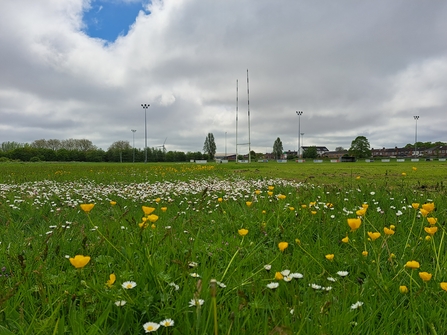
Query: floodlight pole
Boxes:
[
  {"xmin": 414, "ymin": 115, "xmax": 419, "ymax": 157},
  {"xmin": 225, "ymin": 131, "xmax": 227, "ymax": 159},
  {"xmin": 141, "ymin": 104, "xmax": 150, "ymax": 163},
  {"xmin": 131, "ymin": 129, "xmax": 136, "ymax": 163},
  {"xmin": 296, "ymin": 111, "xmax": 303, "ymax": 158}
]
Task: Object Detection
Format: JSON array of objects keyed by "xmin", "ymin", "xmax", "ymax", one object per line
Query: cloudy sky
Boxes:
[{"xmin": 1, "ymin": 0, "xmax": 446, "ymax": 154}]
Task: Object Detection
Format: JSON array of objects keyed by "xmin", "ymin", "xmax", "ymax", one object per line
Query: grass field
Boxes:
[{"xmin": 1, "ymin": 160, "xmax": 446, "ymax": 334}]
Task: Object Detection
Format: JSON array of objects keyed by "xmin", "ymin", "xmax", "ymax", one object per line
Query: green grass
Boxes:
[{"xmin": 0, "ymin": 161, "xmax": 446, "ymax": 334}]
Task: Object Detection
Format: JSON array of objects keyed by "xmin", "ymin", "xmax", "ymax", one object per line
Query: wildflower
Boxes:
[
  {"xmin": 168, "ymin": 282, "xmax": 180, "ymax": 291},
  {"xmin": 356, "ymin": 176, "xmax": 360, "ymax": 180},
  {"xmin": 278, "ymin": 242, "xmax": 289, "ymax": 252},
  {"xmin": 159, "ymin": 319, "xmax": 174, "ymax": 327},
  {"xmin": 190, "ymin": 273, "xmax": 201, "ymax": 278},
  {"xmin": 80, "ymin": 204, "xmax": 95, "ymax": 213},
  {"xmin": 301, "ymin": 204, "xmax": 307, "ymax": 208},
  {"xmin": 161, "ymin": 207, "xmax": 167, "ymax": 212},
  {"xmin": 419, "ymin": 272, "xmax": 432, "ymax": 282},
  {"xmin": 275, "ymin": 272, "xmax": 284, "ymax": 280},
  {"xmin": 337, "ymin": 271, "xmax": 349, "ymax": 277},
  {"xmin": 402, "ymin": 172, "xmax": 407, "ymax": 176},
  {"xmin": 69, "ymin": 255, "xmax": 91, "ymax": 269},
  {"xmin": 281, "ymin": 269, "xmax": 291, "ymax": 276},
  {"xmin": 390, "ymin": 224, "xmax": 396, "ymax": 230},
  {"xmin": 151, "ymin": 224, "xmax": 156, "ymax": 229},
  {"xmin": 143, "ymin": 322, "xmax": 160, "ymax": 332},
  {"xmin": 341, "ymin": 236, "xmax": 349, "ymax": 243},
  {"xmin": 106, "ymin": 273, "xmax": 116, "ymax": 287},
  {"xmin": 267, "ymin": 191, "xmax": 273, "ymax": 196},
  {"xmin": 267, "ymin": 282, "xmax": 279, "ymax": 289},
  {"xmin": 311, "ymin": 211, "xmax": 317, "ymax": 215},
  {"xmin": 189, "ymin": 298, "xmax": 205, "ymax": 307},
  {"xmin": 424, "ymin": 226, "xmax": 438, "ymax": 236},
  {"xmin": 188, "ymin": 261, "xmax": 198, "ymax": 268},
  {"xmin": 110, "ymin": 201, "xmax": 117, "ymax": 206},
  {"xmin": 310, "ymin": 283, "xmax": 322, "ymax": 290},
  {"xmin": 245, "ymin": 201, "xmax": 253, "ymax": 207},
  {"xmin": 350, "ymin": 301, "xmax": 364, "ymax": 310},
  {"xmin": 405, "ymin": 261, "xmax": 420, "ymax": 269},
  {"xmin": 399, "ymin": 286, "xmax": 408, "ymax": 293},
  {"xmin": 411, "ymin": 203, "xmax": 420, "ymax": 209},
  {"xmin": 255, "ymin": 190, "xmax": 261, "ymax": 195},
  {"xmin": 290, "ymin": 273, "xmax": 304, "ymax": 279},
  {"xmin": 367, "ymin": 232, "xmax": 381, "ymax": 241},
  {"xmin": 412, "ymin": 166, "xmax": 417, "ymax": 171},
  {"xmin": 384, "ymin": 227, "xmax": 395, "ymax": 235},
  {"xmin": 325, "ymin": 254, "xmax": 335, "ymax": 261},
  {"xmin": 347, "ymin": 218, "xmax": 362, "ymax": 232},
  {"xmin": 362, "ymin": 251, "xmax": 368, "ymax": 257},
  {"xmin": 288, "ymin": 206, "xmax": 295, "ymax": 211},
  {"xmin": 419, "ymin": 209, "xmax": 429, "ymax": 217},
  {"xmin": 155, "ymin": 198, "xmax": 161, "ymax": 203},
  {"xmin": 326, "ymin": 203, "xmax": 334, "ymax": 208},
  {"xmin": 425, "ymin": 236, "xmax": 431, "ymax": 241},
  {"xmin": 440, "ymin": 282, "xmax": 447, "ymax": 291},
  {"xmin": 264, "ymin": 264, "xmax": 272, "ymax": 271},
  {"xmin": 115, "ymin": 300, "xmax": 127, "ymax": 306},
  {"xmin": 238, "ymin": 229, "xmax": 248, "ymax": 236},
  {"xmin": 356, "ymin": 208, "xmax": 367, "ymax": 216},
  {"xmin": 146, "ymin": 214, "xmax": 159, "ymax": 223},
  {"xmin": 262, "ymin": 210, "xmax": 266, "ymax": 214},
  {"xmin": 277, "ymin": 194, "xmax": 286, "ymax": 200},
  {"xmin": 422, "ymin": 203, "xmax": 435, "ymax": 213},
  {"xmin": 268, "ymin": 186, "xmax": 274, "ymax": 191},
  {"xmin": 139, "ymin": 222, "xmax": 148, "ymax": 229},
  {"xmin": 217, "ymin": 198, "xmax": 223, "ymax": 202},
  {"xmin": 216, "ymin": 281, "xmax": 226, "ymax": 288},
  {"xmin": 142, "ymin": 206, "xmax": 156, "ymax": 215},
  {"xmin": 327, "ymin": 277, "xmax": 336, "ymax": 282},
  {"xmin": 283, "ymin": 276, "xmax": 293, "ymax": 282},
  {"xmin": 122, "ymin": 281, "xmax": 137, "ymax": 289},
  {"xmin": 295, "ymin": 238, "xmax": 301, "ymax": 245},
  {"xmin": 427, "ymin": 217, "xmax": 437, "ymax": 225}
]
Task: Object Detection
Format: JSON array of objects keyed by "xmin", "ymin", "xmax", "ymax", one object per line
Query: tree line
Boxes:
[{"xmin": 0, "ymin": 139, "xmax": 209, "ymax": 163}]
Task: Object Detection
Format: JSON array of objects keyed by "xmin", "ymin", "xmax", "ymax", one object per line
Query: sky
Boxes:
[{"xmin": 1, "ymin": 0, "xmax": 447, "ymax": 154}]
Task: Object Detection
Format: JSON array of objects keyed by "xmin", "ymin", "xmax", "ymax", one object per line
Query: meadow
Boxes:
[{"xmin": 0, "ymin": 160, "xmax": 446, "ymax": 334}]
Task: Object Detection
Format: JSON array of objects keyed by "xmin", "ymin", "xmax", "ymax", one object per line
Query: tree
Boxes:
[
  {"xmin": 303, "ymin": 146, "xmax": 318, "ymax": 159},
  {"xmin": 273, "ymin": 137, "xmax": 283, "ymax": 159},
  {"xmin": 335, "ymin": 146, "xmax": 345, "ymax": 152},
  {"xmin": 349, "ymin": 136, "xmax": 371, "ymax": 158},
  {"xmin": 203, "ymin": 133, "xmax": 216, "ymax": 160}
]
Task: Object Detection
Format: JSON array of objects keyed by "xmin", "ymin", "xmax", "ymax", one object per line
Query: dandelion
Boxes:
[
  {"xmin": 405, "ymin": 260, "xmax": 420, "ymax": 269},
  {"xmin": 350, "ymin": 301, "xmax": 364, "ymax": 310},
  {"xmin": 159, "ymin": 319, "xmax": 174, "ymax": 327},
  {"xmin": 278, "ymin": 242, "xmax": 289, "ymax": 252},
  {"xmin": 143, "ymin": 322, "xmax": 160, "ymax": 332},
  {"xmin": 367, "ymin": 232, "xmax": 381, "ymax": 241},
  {"xmin": 115, "ymin": 300, "xmax": 127, "ymax": 306},
  {"xmin": 189, "ymin": 298, "xmax": 205, "ymax": 307},
  {"xmin": 217, "ymin": 198, "xmax": 223, "ymax": 202},
  {"xmin": 399, "ymin": 286, "xmax": 408, "ymax": 293},
  {"xmin": 325, "ymin": 254, "xmax": 334, "ymax": 261},
  {"xmin": 267, "ymin": 282, "xmax": 279, "ymax": 289},
  {"xmin": 337, "ymin": 271, "xmax": 349, "ymax": 277},
  {"xmin": 122, "ymin": 281, "xmax": 137, "ymax": 289},
  {"xmin": 424, "ymin": 226, "xmax": 438, "ymax": 236},
  {"xmin": 347, "ymin": 218, "xmax": 362, "ymax": 232},
  {"xmin": 106, "ymin": 273, "xmax": 116, "ymax": 287},
  {"xmin": 419, "ymin": 272, "xmax": 432, "ymax": 282},
  {"xmin": 80, "ymin": 204, "xmax": 95, "ymax": 213},
  {"xmin": 238, "ymin": 228, "xmax": 248, "ymax": 236},
  {"xmin": 69, "ymin": 255, "xmax": 91, "ymax": 269}
]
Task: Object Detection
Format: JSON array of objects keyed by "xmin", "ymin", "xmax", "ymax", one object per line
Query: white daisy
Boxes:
[
  {"xmin": 159, "ymin": 318, "xmax": 174, "ymax": 327},
  {"xmin": 350, "ymin": 301, "xmax": 364, "ymax": 310},
  {"xmin": 266, "ymin": 282, "xmax": 279, "ymax": 289},
  {"xmin": 114, "ymin": 300, "xmax": 127, "ymax": 306},
  {"xmin": 290, "ymin": 273, "xmax": 303, "ymax": 279},
  {"xmin": 189, "ymin": 298, "xmax": 205, "ymax": 307},
  {"xmin": 189, "ymin": 273, "xmax": 201, "ymax": 278},
  {"xmin": 122, "ymin": 281, "xmax": 137, "ymax": 289},
  {"xmin": 280, "ymin": 269, "xmax": 291, "ymax": 276},
  {"xmin": 264, "ymin": 264, "xmax": 272, "ymax": 271},
  {"xmin": 143, "ymin": 322, "xmax": 160, "ymax": 332},
  {"xmin": 337, "ymin": 271, "xmax": 349, "ymax": 277}
]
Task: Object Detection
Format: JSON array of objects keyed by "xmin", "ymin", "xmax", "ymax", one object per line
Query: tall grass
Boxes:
[{"xmin": 0, "ymin": 161, "xmax": 446, "ymax": 334}]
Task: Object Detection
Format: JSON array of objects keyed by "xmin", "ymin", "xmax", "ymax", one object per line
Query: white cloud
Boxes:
[{"xmin": 1, "ymin": 0, "xmax": 447, "ymax": 153}]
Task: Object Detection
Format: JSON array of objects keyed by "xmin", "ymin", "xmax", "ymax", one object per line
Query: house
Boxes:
[{"xmin": 301, "ymin": 146, "xmax": 329, "ymax": 157}]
